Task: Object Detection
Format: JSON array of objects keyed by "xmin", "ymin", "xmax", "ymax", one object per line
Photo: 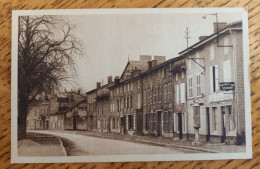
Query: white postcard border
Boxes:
[{"xmin": 11, "ymin": 8, "xmax": 252, "ymax": 163}]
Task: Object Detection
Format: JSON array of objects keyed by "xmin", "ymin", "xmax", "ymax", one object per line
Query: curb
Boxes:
[{"xmin": 57, "ymin": 137, "xmax": 68, "ymax": 156}]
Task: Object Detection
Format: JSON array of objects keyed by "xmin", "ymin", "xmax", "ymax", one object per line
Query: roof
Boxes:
[
  {"xmin": 178, "ymin": 20, "xmax": 242, "ymax": 56},
  {"xmin": 120, "ymin": 60, "xmax": 149, "ymax": 79},
  {"xmin": 49, "ymin": 99, "xmax": 86, "ymax": 116}
]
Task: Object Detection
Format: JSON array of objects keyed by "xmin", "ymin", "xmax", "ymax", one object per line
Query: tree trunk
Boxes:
[{"xmin": 18, "ymin": 102, "xmax": 28, "ymax": 140}]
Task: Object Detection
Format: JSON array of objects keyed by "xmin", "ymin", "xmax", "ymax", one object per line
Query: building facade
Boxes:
[{"xmin": 179, "ymin": 21, "xmax": 244, "ymax": 144}]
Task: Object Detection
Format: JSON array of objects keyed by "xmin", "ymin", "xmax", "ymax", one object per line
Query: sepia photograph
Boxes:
[{"xmin": 11, "ymin": 8, "xmax": 251, "ymax": 163}]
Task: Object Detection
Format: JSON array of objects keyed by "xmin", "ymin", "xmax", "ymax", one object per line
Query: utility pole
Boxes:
[{"xmin": 184, "ymin": 26, "xmax": 191, "ymax": 49}]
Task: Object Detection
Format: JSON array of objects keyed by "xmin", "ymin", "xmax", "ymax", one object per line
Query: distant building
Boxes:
[
  {"xmin": 63, "ymin": 99, "xmax": 87, "ymax": 130},
  {"xmin": 27, "ymin": 99, "xmax": 50, "ymax": 130}
]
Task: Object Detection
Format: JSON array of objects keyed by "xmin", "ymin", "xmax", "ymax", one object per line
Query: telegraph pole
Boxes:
[{"xmin": 185, "ymin": 26, "xmax": 190, "ymax": 49}]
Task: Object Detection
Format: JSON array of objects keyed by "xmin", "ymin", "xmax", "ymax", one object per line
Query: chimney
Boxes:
[
  {"xmin": 96, "ymin": 82, "xmax": 101, "ymax": 88},
  {"xmin": 107, "ymin": 76, "xmax": 112, "ymax": 84},
  {"xmin": 199, "ymin": 36, "xmax": 209, "ymax": 41},
  {"xmin": 140, "ymin": 55, "xmax": 152, "ymax": 61},
  {"xmin": 213, "ymin": 22, "xmax": 227, "ymax": 33},
  {"xmin": 114, "ymin": 76, "xmax": 120, "ymax": 84},
  {"xmin": 148, "ymin": 60, "xmax": 158, "ymax": 69},
  {"xmin": 154, "ymin": 56, "xmax": 166, "ymax": 65}
]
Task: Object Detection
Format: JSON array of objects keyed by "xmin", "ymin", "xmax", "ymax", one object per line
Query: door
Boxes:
[
  {"xmin": 221, "ymin": 107, "xmax": 226, "ymax": 143},
  {"xmin": 157, "ymin": 111, "xmax": 162, "ymax": 136},
  {"xmin": 206, "ymin": 107, "xmax": 210, "ymax": 142},
  {"xmin": 120, "ymin": 117, "xmax": 125, "ymax": 134},
  {"xmin": 178, "ymin": 113, "xmax": 183, "ymax": 139},
  {"xmin": 73, "ymin": 116, "xmax": 77, "ymax": 130},
  {"xmin": 136, "ymin": 110, "xmax": 143, "ymax": 136}
]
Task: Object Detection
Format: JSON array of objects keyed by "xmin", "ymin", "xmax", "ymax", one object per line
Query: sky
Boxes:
[{"xmin": 62, "ymin": 10, "xmax": 242, "ymax": 93}]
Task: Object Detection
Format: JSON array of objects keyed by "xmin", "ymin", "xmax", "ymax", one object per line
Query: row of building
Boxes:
[{"xmin": 27, "ymin": 20, "xmax": 245, "ymax": 145}]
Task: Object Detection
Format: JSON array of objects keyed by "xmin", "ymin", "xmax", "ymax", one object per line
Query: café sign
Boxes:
[{"xmin": 220, "ymin": 82, "xmax": 235, "ymax": 91}]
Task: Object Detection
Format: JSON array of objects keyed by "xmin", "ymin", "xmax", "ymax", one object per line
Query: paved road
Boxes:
[{"xmin": 31, "ymin": 130, "xmax": 201, "ymax": 156}]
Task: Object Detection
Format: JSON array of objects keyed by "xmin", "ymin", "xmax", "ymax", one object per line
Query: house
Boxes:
[
  {"xmin": 96, "ymin": 78, "xmax": 113, "ymax": 132},
  {"xmin": 108, "ymin": 56, "xmax": 147, "ymax": 135},
  {"xmin": 63, "ymin": 99, "xmax": 87, "ymax": 130},
  {"xmin": 179, "ymin": 20, "xmax": 244, "ymax": 144},
  {"xmin": 86, "ymin": 88, "xmax": 97, "ymax": 131},
  {"xmin": 48, "ymin": 91, "xmax": 86, "ymax": 130},
  {"xmin": 27, "ymin": 99, "xmax": 50, "ymax": 130}
]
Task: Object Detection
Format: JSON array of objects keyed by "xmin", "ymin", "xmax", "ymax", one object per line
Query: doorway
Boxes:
[
  {"xmin": 157, "ymin": 111, "xmax": 162, "ymax": 137},
  {"xmin": 73, "ymin": 116, "xmax": 77, "ymax": 130},
  {"xmin": 178, "ymin": 113, "xmax": 183, "ymax": 139},
  {"xmin": 221, "ymin": 107, "xmax": 226, "ymax": 143},
  {"xmin": 206, "ymin": 107, "xmax": 210, "ymax": 142}
]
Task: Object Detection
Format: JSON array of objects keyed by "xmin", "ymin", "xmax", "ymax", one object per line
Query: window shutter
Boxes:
[
  {"xmin": 181, "ymin": 83, "xmax": 185, "ymax": 104},
  {"xmin": 210, "ymin": 66, "xmax": 213, "ymax": 93},
  {"xmin": 176, "ymin": 84, "xmax": 179, "ymax": 105},
  {"xmin": 215, "ymin": 65, "xmax": 219, "ymax": 91}
]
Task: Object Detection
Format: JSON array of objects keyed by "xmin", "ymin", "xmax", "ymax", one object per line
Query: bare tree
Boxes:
[{"xmin": 18, "ymin": 15, "xmax": 83, "ymax": 140}]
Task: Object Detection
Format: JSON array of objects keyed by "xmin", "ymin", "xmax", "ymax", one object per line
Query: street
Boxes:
[{"xmin": 31, "ymin": 130, "xmax": 202, "ymax": 156}]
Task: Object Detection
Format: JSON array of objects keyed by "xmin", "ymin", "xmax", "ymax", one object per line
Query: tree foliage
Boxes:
[{"xmin": 18, "ymin": 15, "xmax": 83, "ymax": 139}]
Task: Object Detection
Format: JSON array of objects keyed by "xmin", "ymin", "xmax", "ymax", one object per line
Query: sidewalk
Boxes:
[
  {"xmin": 49, "ymin": 130, "xmax": 246, "ymax": 153},
  {"xmin": 18, "ymin": 132, "xmax": 67, "ymax": 156}
]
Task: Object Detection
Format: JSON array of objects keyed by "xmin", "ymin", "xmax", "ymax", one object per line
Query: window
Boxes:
[
  {"xmin": 155, "ymin": 87, "xmax": 158, "ymax": 103},
  {"xmin": 212, "ymin": 107, "xmax": 217, "ymax": 131},
  {"xmin": 223, "ymin": 59, "xmax": 232, "ymax": 82},
  {"xmin": 210, "ymin": 44, "xmax": 214, "ymax": 60},
  {"xmin": 180, "ymin": 83, "xmax": 186, "ymax": 104},
  {"xmin": 181, "ymin": 71, "xmax": 184, "ymax": 79},
  {"xmin": 137, "ymin": 93, "xmax": 141, "ymax": 109},
  {"xmin": 130, "ymin": 96, "xmax": 133, "ymax": 108},
  {"xmin": 163, "ymin": 68, "xmax": 167, "ymax": 78},
  {"xmin": 127, "ymin": 97, "xmax": 129, "ymax": 109},
  {"xmin": 148, "ymin": 89, "xmax": 150, "ymax": 104},
  {"xmin": 176, "ymin": 73, "xmax": 178, "ymax": 81},
  {"xmin": 153, "ymin": 88, "xmax": 156, "ymax": 104},
  {"xmin": 164, "ymin": 84, "xmax": 168, "ymax": 103},
  {"xmin": 188, "ymin": 77, "xmax": 193, "ymax": 98},
  {"xmin": 158, "ymin": 86, "xmax": 161, "ymax": 103},
  {"xmin": 196, "ymin": 75, "xmax": 201, "ymax": 96},
  {"xmin": 224, "ymin": 37, "xmax": 229, "ymax": 55},
  {"xmin": 168, "ymin": 83, "xmax": 172, "ymax": 101},
  {"xmin": 176, "ymin": 84, "xmax": 179, "ymax": 104},
  {"xmin": 144, "ymin": 90, "xmax": 146, "ymax": 106},
  {"xmin": 210, "ymin": 65, "xmax": 219, "ymax": 93}
]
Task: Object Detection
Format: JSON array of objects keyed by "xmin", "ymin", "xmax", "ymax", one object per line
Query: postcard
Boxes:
[{"xmin": 11, "ymin": 8, "xmax": 251, "ymax": 163}]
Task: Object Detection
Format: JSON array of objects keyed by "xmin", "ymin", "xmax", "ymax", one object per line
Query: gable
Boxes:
[{"xmin": 120, "ymin": 62, "xmax": 133, "ymax": 80}]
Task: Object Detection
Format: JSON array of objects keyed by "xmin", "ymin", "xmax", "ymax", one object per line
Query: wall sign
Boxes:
[{"xmin": 220, "ymin": 82, "xmax": 235, "ymax": 91}]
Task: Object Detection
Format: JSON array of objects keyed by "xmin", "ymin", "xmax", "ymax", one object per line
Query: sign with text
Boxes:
[{"xmin": 220, "ymin": 82, "xmax": 235, "ymax": 91}]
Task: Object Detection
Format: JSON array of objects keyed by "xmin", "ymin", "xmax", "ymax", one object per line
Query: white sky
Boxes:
[{"xmin": 63, "ymin": 11, "xmax": 242, "ymax": 92}]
